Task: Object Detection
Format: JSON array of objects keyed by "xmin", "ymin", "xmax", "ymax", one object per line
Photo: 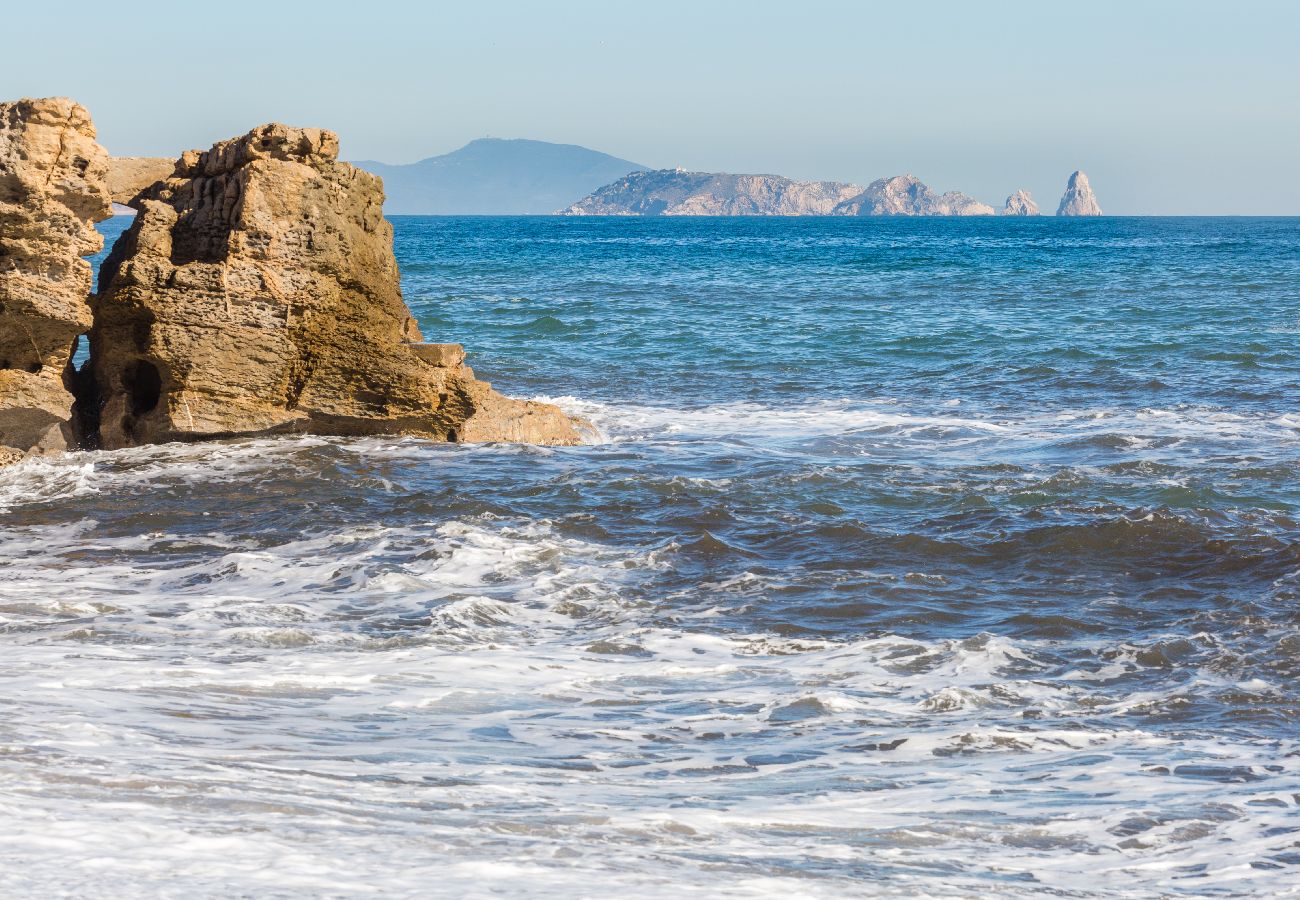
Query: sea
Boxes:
[{"xmin": 1, "ymin": 215, "xmax": 1298, "ymax": 897}]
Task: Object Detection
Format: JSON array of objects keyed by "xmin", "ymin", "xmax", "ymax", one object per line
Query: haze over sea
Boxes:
[{"xmin": 2, "ymin": 215, "xmax": 1299, "ymax": 896}]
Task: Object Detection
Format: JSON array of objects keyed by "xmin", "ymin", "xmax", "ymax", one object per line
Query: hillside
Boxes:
[{"xmin": 353, "ymin": 138, "xmax": 646, "ymax": 214}]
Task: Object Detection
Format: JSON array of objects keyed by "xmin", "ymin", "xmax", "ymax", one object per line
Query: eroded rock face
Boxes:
[
  {"xmin": 1002, "ymin": 189, "xmax": 1039, "ymax": 216},
  {"xmin": 833, "ymin": 175, "xmax": 995, "ymax": 216},
  {"xmin": 1056, "ymin": 170, "xmax": 1102, "ymax": 216},
  {"xmin": 0, "ymin": 97, "xmax": 111, "ymax": 459},
  {"xmin": 91, "ymin": 123, "xmax": 583, "ymax": 449},
  {"xmin": 107, "ymin": 156, "xmax": 176, "ymax": 207}
]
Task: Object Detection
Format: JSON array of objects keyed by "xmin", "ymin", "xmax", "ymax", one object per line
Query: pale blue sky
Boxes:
[{"xmin": 5, "ymin": 0, "xmax": 1297, "ymax": 213}]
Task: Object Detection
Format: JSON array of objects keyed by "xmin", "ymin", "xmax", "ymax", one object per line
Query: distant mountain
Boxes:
[
  {"xmin": 352, "ymin": 138, "xmax": 647, "ymax": 214},
  {"xmin": 562, "ymin": 170, "xmax": 862, "ymax": 216}
]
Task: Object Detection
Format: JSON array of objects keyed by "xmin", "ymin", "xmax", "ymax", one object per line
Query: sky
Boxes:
[{"xmin": 4, "ymin": 0, "xmax": 1298, "ymax": 214}]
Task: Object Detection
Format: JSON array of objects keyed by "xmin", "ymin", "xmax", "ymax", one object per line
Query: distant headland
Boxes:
[
  {"xmin": 564, "ymin": 169, "xmax": 1102, "ymax": 218},
  {"xmin": 106, "ymin": 137, "xmax": 1103, "ymax": 218}
]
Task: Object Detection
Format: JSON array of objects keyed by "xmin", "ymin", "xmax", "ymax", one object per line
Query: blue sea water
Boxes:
[{"xmin": 3, "ymin": 215, "xmax": 1299, "ymax": 896}]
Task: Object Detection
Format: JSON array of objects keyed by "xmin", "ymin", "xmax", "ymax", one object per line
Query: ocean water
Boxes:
[{"xmin": 3, "ymin": 215, "xmax": 1299, "ymax": 897}]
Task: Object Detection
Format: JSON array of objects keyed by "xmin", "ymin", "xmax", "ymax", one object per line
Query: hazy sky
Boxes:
[{"xmin": 5, "ymin": 0, "xmax": 1297, "ymax": 213}]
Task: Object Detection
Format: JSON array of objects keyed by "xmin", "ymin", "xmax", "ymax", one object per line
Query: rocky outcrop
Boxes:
[
  {"xmin": 832, "ymin": 175, "xmax": 995, "ymax": 216},
  {"xmin": 90, "ymin": 123, "xmax": 583, "ymax": 449},
  {"xmin": 1002, "ymin": 189, "xmax": 1039, "ymax": 216},
  {"xmin": 0, "ymin": 97, "xmax": 111, "ymax": 460},
  {"xmin": 1056, "ymin": 170, "xmax": 1102, "ymax": 216},
  {"xmin": 107, "ymin": 156, "xmax": 175, "ymax": 208},
  {"xmin": 562, "ymin": 169, "xmax": 861, "ymax": 216}
]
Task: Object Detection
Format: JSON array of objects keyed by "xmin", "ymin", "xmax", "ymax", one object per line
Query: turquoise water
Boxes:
[{"xmin": 3, "ymin": 216, "xmax": 1299, "ymax": 896}]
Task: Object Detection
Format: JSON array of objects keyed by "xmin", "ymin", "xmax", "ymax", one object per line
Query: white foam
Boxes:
[
  {"xmin": 0, "ymin": 512, "xmax": 1296, "ymax": 896},
  {"xmin": 537, "ymin": 395, "xmax": 1300, "ymax": 459}
]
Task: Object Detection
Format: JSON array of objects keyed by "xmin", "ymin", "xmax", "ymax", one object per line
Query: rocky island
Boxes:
[
  {"xmin": 564, "ymin": 170, "xmax": 1008, "ymax": 216},
  {"xmin": 1002, "ymin": 189, "xmax": 1039, "ymax": 216},
  {"xmin": 1056, "ymin": 170, "xmax": 1102, "ymax": 216},
  {"xmin": 562, "ymin": 169, "xmax": 862, "ymax": 216},
  {"xmin": 832, "ymin": 175, "xmax": 995, "ymax": 216},
  {"xmin": 0, "ymin": 97, "xmax": 584, "ymax": 465}
]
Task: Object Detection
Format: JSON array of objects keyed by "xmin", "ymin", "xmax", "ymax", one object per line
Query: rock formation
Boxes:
[
  {"xmin": 832, "ymin": 175, "xmax": 995, "ymax": 216},
  {"xmin": 107, "ymin": 156, "xmax": 175, "ymax": 208},
  {"xmin": 1056, "ymin": 170, "xmax": 1102, "ymax": 216},
  {"xmin": 0, "ymin": 97, "xmax": 112, "ymax": 459},
  {"xmin": 89, "ymin": 123, "xmax": 583, "ymax": 449},
  {"xmin": 562, "ymin": 169, "xmax": 862, "ymax": 216},
  {"xmin": 1002, "ymin": 189, "xmax": 1039, "ymax": 216}
]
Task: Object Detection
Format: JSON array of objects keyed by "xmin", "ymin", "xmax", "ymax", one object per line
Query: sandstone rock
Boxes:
[
  {"xmin": 0, "ymin": 445, "xmax": 22, "ymax": 467},
  {"xmin": 0, "ymin": 97, "xmax": 112, "ymax": 457},
  {"xmin": 107, "ymin": 156, "xmax": 176, "ymax": 207},
  {"xmin": 410, "ymin": 343, "xmax": 467, "ymax": 368},
  {"xmin": 832, "ymin": 175, "xmax": 995, "ymax": 216},
  {"xmin": 1056, "ymin": 170, "xmax": 1102, "ymax": 216},
  {"xmin": 562, "ymin": 169, "xmax": 861, "ymax": 216},
  {"xmin": 90, "ymin": 123, "xmax": 583, "ymax": 449},
  {"xmin": 1002, "ymin": 189, "xmax": 1039, "ymax": 216}
]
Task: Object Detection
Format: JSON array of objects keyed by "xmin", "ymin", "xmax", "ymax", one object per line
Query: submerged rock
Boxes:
[
  {"xmin": 832, "ymin": 175, "xmax": 995, "ymax": 216},
  {"xmin": 1002, "ymin": 189, "xmax": 1039, "ymax": 216},
  {"xmin": 562, "ymin": 169, "xmax": 861, "ymax": 216},
  {"xmin": 90, "ymin": 123, "xmax": 583, "ymax": 449},
  {"xmin": 1056, "ymin": 170, "xmax": 1102, "ymax": 216},
  {"xmin": 107, "ymin": 156, "xmax": 176, "ymax": 208},
  {"xmin": 0, "ymin": 97, "xmax": 112, "ymax": 459}
]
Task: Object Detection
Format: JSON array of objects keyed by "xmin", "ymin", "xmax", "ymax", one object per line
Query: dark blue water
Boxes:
[{"xmin": 3, "ymin": 216, "xmax": 1298, "ymax": 896}]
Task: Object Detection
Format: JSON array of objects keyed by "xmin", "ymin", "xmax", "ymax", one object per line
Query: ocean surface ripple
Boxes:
[{"xmin": 3, "ymin": 216, "xmax": 1299, "ymax": 897}]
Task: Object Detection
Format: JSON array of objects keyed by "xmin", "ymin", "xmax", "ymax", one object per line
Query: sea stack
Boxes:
[
  {"xmin": 0, "ymin": 97, "xmax": 112, "ymax": 458},
  {"xmin": 1056, "ymin": 170, "xmax": 1102, "ymax": 216},
  {"xmin": 832, "ymin": 175, "xmax": 995, "ymax": 216},
  {"xmin": 89, "ymin": 123, "xmax": 583, "ymax": 449},
  {"xmin": 1002, "ymin": 190, "xmax": 1039, "ymax": 216}
]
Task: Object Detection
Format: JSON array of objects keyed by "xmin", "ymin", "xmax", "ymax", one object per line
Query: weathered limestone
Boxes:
[
  {"xmin": 1056, "ymin": 170, "xmax": 1102, "ymax": 216},
  {"xmin": 90, "ymin": 123, "xmax": 583, "ymax": 449},
  {"xmin": 833, "ymin": 175, "xmax": 995, "ymax": 216},
  {"xmin": 107, "ymin": 156, "xmax": 175, "ymax": 207},
  {"xmin": 0, "ymin": 97, "xmax": 112, "ymax": 460},
  {"xmin": 1002, "ymin": 189, "xmax": 1039, "ymax": 216}
]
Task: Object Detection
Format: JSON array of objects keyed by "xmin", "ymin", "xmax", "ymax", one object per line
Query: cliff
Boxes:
[
  {"xmin": 1056, "ymin": 170, "xmax": 1102, "ymax": 216},
  {"xmin": 355, "ymin": 138, "xmax": 646, "ymax": 214},
  {"xmin": 562, "ymin": 169, "xmax": 862, "ymax": 216},
  {"xmin": 1002, "ymin": 189, "xmax": 1039, "ymax": 216},
  {"xmin": 0, "ymin": 97, "xmax": 112, "ymax": 459},
  {"xmin": 832, "ymin": 175, "xmax": 995, "ymax": 216},
  {"xmin": 107, "ymin": 156, "xmax": 175, "ymax": 207}
]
